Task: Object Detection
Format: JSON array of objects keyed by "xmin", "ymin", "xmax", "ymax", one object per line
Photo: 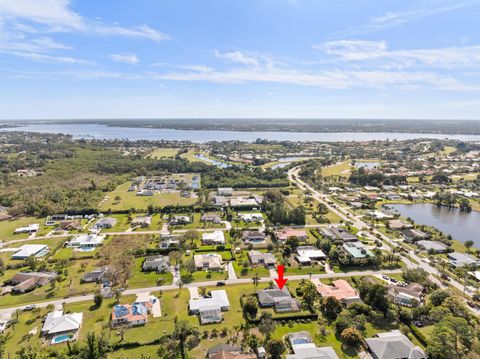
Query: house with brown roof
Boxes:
[
  {"xmin": 275, "ymin": 228, "xmax": 308, "ymax": 242},
  {"xmin": 311, "ymin": 279, "xmax": 361, "ymax": 305},
  {"xmin": 7, "ymin": 272, "xmax": 57, "ymax": 293}
]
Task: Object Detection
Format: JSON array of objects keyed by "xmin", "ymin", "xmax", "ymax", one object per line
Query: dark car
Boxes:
[{"xmin": 216, "ymin": 281, "xmax": 226, "ymax": 286}]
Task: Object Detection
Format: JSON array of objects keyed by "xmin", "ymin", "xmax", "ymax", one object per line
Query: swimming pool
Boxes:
[{"xmin": 51, "ymin": 334, "xmax": 72, "ymax": 344}]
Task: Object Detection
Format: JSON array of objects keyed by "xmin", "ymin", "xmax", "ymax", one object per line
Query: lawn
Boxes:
[
  {"xmin": 127, "ymin": 257, "xmax": 173, "ymax": 288},
  {"xmin": 148, "ymin": 148, "xmax": 179, "ymax": 159},
  {"xmin": 321, "ymin": 161, "xmax": 352, "ymax": 178},
  {"xmin": 99, "ymin": 181, "xmax": 197, "ymax": 211},
  {"xmin": 0, "ymin": 258, "xmax": 100, "ymax": 308},
  {"xmin": 0, "ymin": 216, "xmax": 51, "ymax": 241}
]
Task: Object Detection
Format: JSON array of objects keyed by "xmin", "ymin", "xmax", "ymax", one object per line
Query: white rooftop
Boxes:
[
  {"xmin": 189, "ymin": 290, "xmax": 230, "ymax": 312},
  {"xmin": 12, "ymin": 244, "xmax": 48, "ymax": 259},
  {"xmin": 42, "ymin": 310, "xmax": 83, "ymax": 335}
]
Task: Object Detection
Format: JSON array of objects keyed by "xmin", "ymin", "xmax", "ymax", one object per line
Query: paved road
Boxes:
[{"xmin": 0, "ymin": 269, "xmax": 402, "ymax": 319}]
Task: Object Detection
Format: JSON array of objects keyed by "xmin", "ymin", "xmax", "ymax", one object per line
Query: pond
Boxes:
[
  {"xmin": 355, "ymin": 161, "xmax": 381, "ymax": 169},
  {"xmin": 390, "ymin": 203, "xmax": 480, "ymax": 248}
]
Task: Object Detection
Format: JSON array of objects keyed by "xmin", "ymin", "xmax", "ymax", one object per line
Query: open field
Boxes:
[
  {"xmin": 147, "ymin": 148, "xmax": 179, "ymax": 158},
  {"xmin": 99, "ymin": 182, "xmax": 197, "ymax": 211},
  {"xmin": 321, "ymin": 160, "xmax": 352, "ymax": 177}
]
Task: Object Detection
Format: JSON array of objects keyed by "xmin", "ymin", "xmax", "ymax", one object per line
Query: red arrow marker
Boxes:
[{"xmin": 274, "ymin": 265, "xmax": 288, "ymax": 289}]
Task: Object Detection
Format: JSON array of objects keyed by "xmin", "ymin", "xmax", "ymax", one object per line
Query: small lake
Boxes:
[
  {"xmin": 390, "ymin": 203, "xmax": 480, "ymax": 248},
  {"xmin": 194, "ymin": 154, "xmax": 230, "ymax": 168},
  {"xmin": 355, "ymin": 161, "xmax": 381, "ymax": 169},
  {"xmin": 2, "ymin": 123, "xmax": 480, "ymax": 143}
]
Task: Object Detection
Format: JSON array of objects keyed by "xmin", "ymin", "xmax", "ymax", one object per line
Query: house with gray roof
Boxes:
[
  {"xmin": 416, "ymin": 240, "xmax": 448, "ymax": 253},
  {"xmin": 366, "ymin": 330, "xmax": 426, "ymax": 359},
  {"xmin": 248, "ymin": 250, "xmax": 276, "ymax": 268},
  {"xmin": 142, "ymin": 256, "xmax": 170, "ymax": 273},
  {"xmin": 93, "ymin": 217, "xmax": 117, "ymax": 229},
  {"xmin": 448, "ymin": 252, "xmax": 480, "ymax": 268},
  {"xmin": 257, "ymin": 287, "xmax": 300, "ymax": 313}
]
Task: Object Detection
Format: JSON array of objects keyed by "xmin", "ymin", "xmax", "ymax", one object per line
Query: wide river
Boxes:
[
  {"xmin": 390, "ymin": 203, "xmax": 480, "ymax": 247},
  {"xmin": 3, "ymin": 123, "xmax": 480, "ymax": 143}
]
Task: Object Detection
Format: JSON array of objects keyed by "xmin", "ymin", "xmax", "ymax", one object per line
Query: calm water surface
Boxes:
[
  {"xmin": 3, "ymin": 124, "xmax": 480, "ymax": 143},
  {"xmin": 390, "ymin": 203, "xmax": 480, "ymax": 247}
]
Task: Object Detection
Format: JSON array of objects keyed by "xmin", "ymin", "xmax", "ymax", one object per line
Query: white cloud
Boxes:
[
  {"xmin": 316, "ymin": 40, "xmax": 480, "ymax": 68},
  {"xmin": 94, "ymin": 25, "xmax": 169, "ymax": 42},
  {"xmin": 0, "ymin": 0, "xmax": 169, "ymax": 41},
  {"xmin": 0, "ymin": 0, "xmax": 84, "ymax": 29},
  {"xmin": 7, "ymin": 51, "xmax": 93, "ymax": 64},
  {"xmin": 337, "ymin": 0, "xmax": 480, "ymax": 36},
  {"xmin": 214, "ymin": 50, "xmax": 259, "ymax": 66},
  {"xmin": 110, "ymin": 53, "xmax": 139, "ymax": 65}
]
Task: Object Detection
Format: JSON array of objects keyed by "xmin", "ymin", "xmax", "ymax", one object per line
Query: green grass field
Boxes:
[
  {"xmin": 147, "ymin": 148, "xmax": 179, "ymax": 158},
  {"xmin": 99, "ymin": 182, "xmax": 197, "ymax": 211},
  {"xmin": 321, "ymin": 160, "xmax": 352, "ymax": 177},
  {"xmin": 0, "ymin": 216, "xmax": 51, "ymax": 241}
]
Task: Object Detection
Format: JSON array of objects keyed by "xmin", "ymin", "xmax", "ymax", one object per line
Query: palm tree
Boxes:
[
  {"xmin": 252, "ymin": 273, "xmax": 260, "ymax": 288},
  {"xmin": 177, "ymin": 278, "xmax": 184, "ymax": 293},
  {"xmin": 173, "ymin": 320, "xmax": 200, "ymax": 359}
]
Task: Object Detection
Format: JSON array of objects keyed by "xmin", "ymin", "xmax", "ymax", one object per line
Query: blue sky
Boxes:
[{"xmin": 0, "ymin": 0, "xmax": 480, "ymax": 119}]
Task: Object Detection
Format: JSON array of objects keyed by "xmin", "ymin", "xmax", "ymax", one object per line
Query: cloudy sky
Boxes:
[{"xmin": 0, "ymin": 0, "xmax": 480, "ymax": 119}]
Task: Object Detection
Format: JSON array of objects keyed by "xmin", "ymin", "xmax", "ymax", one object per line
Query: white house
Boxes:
[
  {"xmin": 202, "ymin": 231, "xmax": 226, "ymax": 245},
  {"xmin": 41, "ymin": 310, "xmax": 83, "ymax": 341},
  {"xmin": 189, "ymin": 290, "xmax": 230, "ymax": 324},
  {"xmin": 67, "ymin": 234, "xmax": 105, "ymax": 248},
  {"xmin": 14, "ymin": 223, "xmax": 39, "ymax": 234},
  {"xmin": 12, "ymin": 244, "xmax": 49, "ymax": 260}
]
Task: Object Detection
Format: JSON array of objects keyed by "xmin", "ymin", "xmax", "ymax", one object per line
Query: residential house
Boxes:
[
  {"xmin": 170, "ymin": 215, "xmax": 190, "ymax": 225},
  {"xmin": 41, "ymin": 310, "xmax": 83, "ymax": 342},
  {"xmin": 388, "ymin": 219, "xmax": 413, "ymax": 230},
  {"xmin": 81, "ymin": 268, "xmax": 110, "ymax": 283},
  {"xmin": 286, "ymin": 332, "xmax": 339, "ymax": 359},
  {"xmin": 7, "ymin": 272, "xmax": 57, "ymax": 293},
  {"xmin": 111, "ymin": 302, "xmax": 149, "ymax": 327},
  {"xmin": 201, "ymin": 215, "xmax": 222, "ymax": 224},
  {"xmin": 239, "ymin": 213, "xmax": 263, "ymax": 222},
  {"xmin": 230, "ymin": 197, "xmax": 261, "ymax": 208},
  {"xmin": 257, "ymin": 287, "xmax": 300, "ymax": 313},
  {"xmin": 275, "ymin": 228, "xmax": 308, "ymax": 242},
  {"xmin": 194, "ymin": 253, "xmax": 223, "ymax": 271},
  {"xmin": 12, "ymin": 244, "xmax": 49, "ymax": 260},
  {"xmin": 311, "ymin": 279, "xmax": 361, "ymax": 305},
  {"xmin": 93, "ymin": 217, "xmax": 117, "ymax": 229},
  {"xmin": 213, "ymin": 196, "xmax": 227, "ymax": 206},
  {"xmin": 342, "ymin": 242, "xmax": 373, "ymax": 259},
  {"xmin": 295, "ymin": 246, "xmax": 326, "ymax": 266},
  {"xmin": 242, "ymin": 231, "xmax": 266, "ymax": 243},
  {"xmin": 159, "ymin": 234, "xmax": 181, "ymax": 249},
  {"xmin": 248, "ymin": 250, "xmax": 277, "ymax": 268},
  {"xmin": 366, "ymin": 330, "xmax": 426, "ymax": 359},
  {"xmin": 14, "ymin": 223, "xmax": 39, "ymax": 234},
  {"xmin": 202, "ymin": 231, "xmax": 226, "ymax": 245},
  {"xmin": 448, "ymin": 252, "xmax": 480, "ymax": 268},
  {"xmin": 67, "ymin": 234, "xmax": 105, "ymax": 248},
  {"xmin": 401, "ymin": 229, "xmax": 430, "ymax": 242},
  {"xmin": 189, "ymin": 290, "xmax": 230, "ymax": 324},
  {"xmin": 131, "ymin": 216, "xmax": 152, "ymax": 228},
  {"xmin": 142, "ymin": 256, "xmax": 170, "ymax": 273},
  {"xmin": 328, "ymin": 227, "xmax": 358, "ymax": 242},
  {"xmin": 388, "ymin": 283, "xmax": 424, "ymax": 307},
  {"xmin": 416, "ymin": 240, "xmax": 448, "ymax": 253}
]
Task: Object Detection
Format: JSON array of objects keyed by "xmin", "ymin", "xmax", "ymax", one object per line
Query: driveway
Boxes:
[{"xmin": 227, "ymin": 262, "xmax": 237, "ymax": 280}]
